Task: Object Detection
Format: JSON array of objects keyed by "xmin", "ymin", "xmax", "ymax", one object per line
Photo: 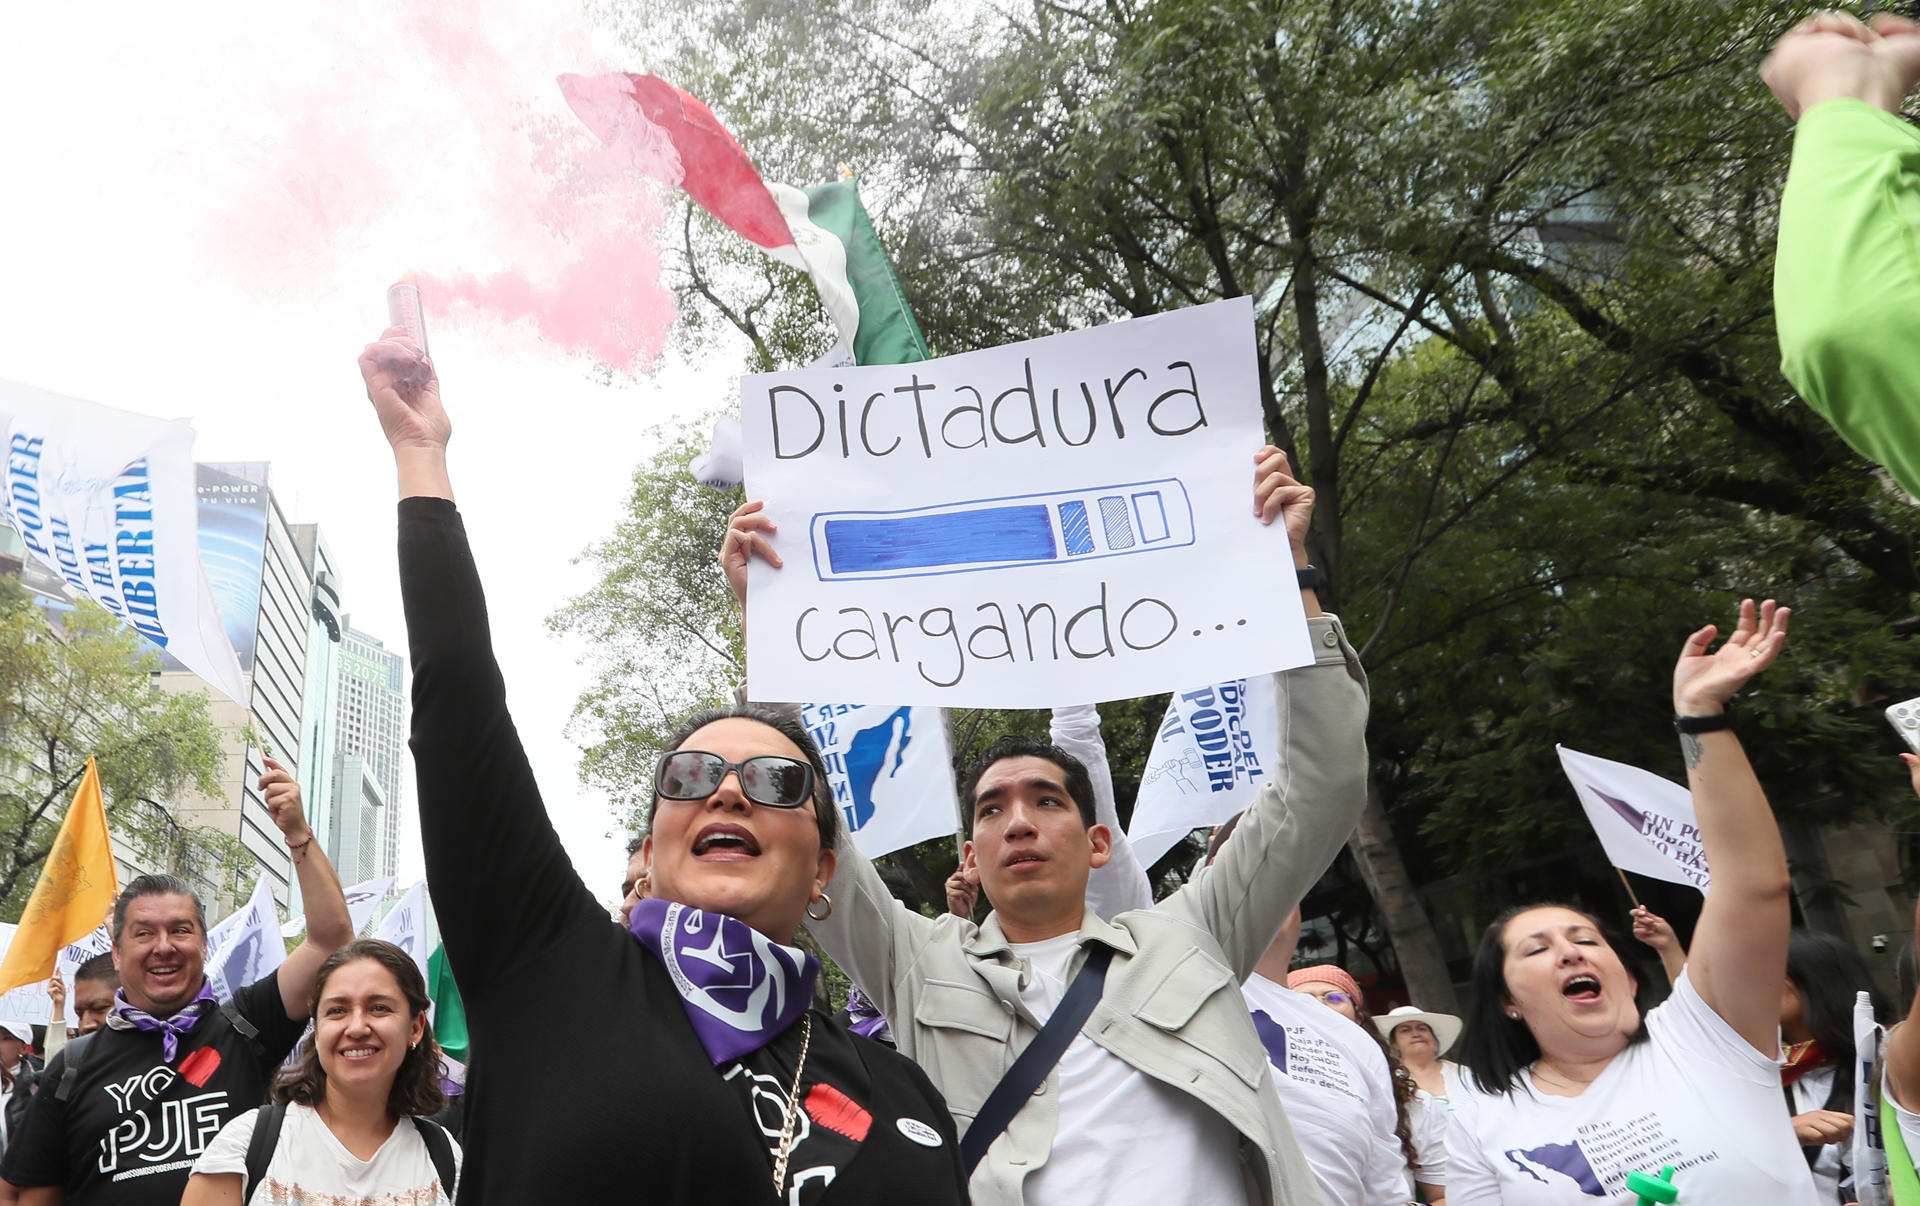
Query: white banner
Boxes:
[
  {"xmin": 1556, "ymin": 745, "xmax": 1711, "ymax": 894},
  {"xmin": 1855, "ymin": 991, "xmax": 1890, "ymax": 1206},
  {"xmin": 0, "ymin": 380, "xmax": 245, "ymax": 704},
  {"xmin": 800, "ymin": 703, "xmax": 957, "ymax": 858},
  {"xmin": 282, "ymin": 876, "xmax": 395, "ymax": 939},
  {"xmin": 0, "ymin": 924, "xmax": 117, "ymax": 1029},
  {"xmin": 740, "ymin": 297, "xmax": 1311, "ymax": 706},
  {"xmin": 205, "ymin": 877, "xmax": 288, "ymax": 999},
  {"xmin": 1127, "ymin": 677, "xmax": 1281, "ymax": 868},
  {"xmin": 376, "ymin": 880, "xmax": 430, "ymax": 989}
]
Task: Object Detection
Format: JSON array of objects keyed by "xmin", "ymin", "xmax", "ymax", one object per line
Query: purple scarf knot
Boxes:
[
  {"xmin": 844, "ymin": 985, "xmax": 894, "ymax": 1042},
  {"xmin": 628, "ymin": 898, "xmax": 818, "ymax": 1065},
  {"xmin": 105, "ymin": 981, "xmax": 218, "ymax": 1063}
]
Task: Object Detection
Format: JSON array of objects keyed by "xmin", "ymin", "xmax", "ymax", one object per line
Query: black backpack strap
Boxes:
[
  {"xmin": 411, "ymin": 1116, "xmax": 458, "ymax": 1195},
  {"xmin": 243, "ymin": 1100, "xmax": 289, "ymax": 1204},
  {"xmin": 958, "ymin": 943, "xmax": 1114, "ymax": 1175},
  {"xmin": 218, "ymin": 996, "xmax": 264, "ymax": 1053},
  {"xmin": 50, "ymin": 1035, "xmax": 95, "ymax": 1104}
]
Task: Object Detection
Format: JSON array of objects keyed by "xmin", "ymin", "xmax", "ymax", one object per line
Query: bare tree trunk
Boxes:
[{"xmin": 1349, "ymin": 776, "xmax": 1459, "ymax": 1014}]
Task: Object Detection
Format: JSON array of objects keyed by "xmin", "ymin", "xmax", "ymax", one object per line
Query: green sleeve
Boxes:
[{"xmin": 1775, "ymin": 99, "xmax": 1920, "ymax": 497}]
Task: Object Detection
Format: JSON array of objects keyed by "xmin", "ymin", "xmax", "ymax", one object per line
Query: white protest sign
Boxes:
[
  {"xmin": 741, "ymin": 297, "xmax": 1311, "ymax": 707},
  {"xmin": 282, "ymin": 876, "xmax": 395, "ymax": 939},
  {"xmin": 376, "ymin": 880, "xmax": 430, "ymax": 989},
  {"xmin": 205, "ymin": 876, "xmax": 287, "ymax": 999},
  {"xmin": 1556, "ymin": 745, "xmax": 1710, "ymax": 893},
  {"xmin": 800, "ymin": 703, "xmax": 957, "ymax": 858},
  {"xmin": 1127, "ymin": 676, "xmax": 1281, "ymax": 867},
  {"xmin": 0, "ymin": 380, "xmax": 246, "ymax": 704}
]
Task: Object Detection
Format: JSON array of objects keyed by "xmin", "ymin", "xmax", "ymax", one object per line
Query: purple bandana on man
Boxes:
[
  {"xmin": 628, "ymin": 898, "xmax": 818, "ymax": 1065},
  {"xmin": 104, "ymin": 980, "xmax": 219, "ymax": 1063}
]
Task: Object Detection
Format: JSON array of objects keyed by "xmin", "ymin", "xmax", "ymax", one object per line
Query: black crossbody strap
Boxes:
[
  {"xmin": 411, "ymin": 1116, "xmax": 458, "ymax": 1195},
  {"xmin": 243, "ymin": 1100, "xmax": 289, "ymax": 1204},
  {"xmin": 959, "ymin": 943, "xmax": 1114, "ymax": 1176}
]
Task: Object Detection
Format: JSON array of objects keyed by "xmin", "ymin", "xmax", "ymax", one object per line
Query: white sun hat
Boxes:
[{"xmin": 1373, "ymin": 1004, "xmax": 1462, "ymax": 1055}]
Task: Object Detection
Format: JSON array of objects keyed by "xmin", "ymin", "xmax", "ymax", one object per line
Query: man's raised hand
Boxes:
[
  {"xmin": 721, "ymin": 499, "xmax": 781, "ymax": 607},
  {"xmin": 1252, "ymin": 445, "xmax": 1314, "ymax": 566}
]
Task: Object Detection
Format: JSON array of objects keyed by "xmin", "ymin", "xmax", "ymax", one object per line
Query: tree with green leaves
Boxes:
[
  {"xmin": 586, "ymin": 0, "xmax": 1920, "ymax": 1008},
  {"xmin": 0, "ymin": 584, "xmax": 243, "ymax": 919}
]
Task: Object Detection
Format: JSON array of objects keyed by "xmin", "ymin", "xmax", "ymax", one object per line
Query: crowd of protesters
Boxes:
[{"xmin": 0, "ymin": 11, "xmax": 1916, "ymax": 1205}]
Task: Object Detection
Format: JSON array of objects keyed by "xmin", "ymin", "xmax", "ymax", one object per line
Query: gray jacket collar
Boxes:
[{"xmin": 964, "ymin": 906, "xmax": 1140, "ymax": 963}]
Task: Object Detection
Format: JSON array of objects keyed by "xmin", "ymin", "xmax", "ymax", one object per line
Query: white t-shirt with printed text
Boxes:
[
  {"xmin": 1447, "ymin": 971, "xmax": 1818, "ymax": 1205},
  {"xmin": 1010, "ymin": 933, "xmax": 1252, "ymax": 1206},
  {"xmin": 1240, "ymin": 972, "xmax": 1412, "ymax": 1205},
  {"xmin": 192, "ymin": 1102, "xmax": 460, "ymax": 1205}
]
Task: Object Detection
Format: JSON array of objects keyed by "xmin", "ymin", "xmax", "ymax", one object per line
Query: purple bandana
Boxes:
[
  {"xmin": 105, "ymin": 981, "xmax": 218, "ymax": 1063},
  {"xmin": 844, "ymin": 985, "xmax": 894, "ymax": 1042},
  {"xmin": 628, "ymin": 898, "xmax": 818, "ymax": 1065}
]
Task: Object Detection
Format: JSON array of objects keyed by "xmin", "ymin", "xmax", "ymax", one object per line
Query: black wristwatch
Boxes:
[
  {"xmin": 1296, "ymin": 565, "xmax": 1323, "ymax": 591},
  {"xmin": 1673, "ymin": 708, "xmax": 1734, "ymax": 734}
]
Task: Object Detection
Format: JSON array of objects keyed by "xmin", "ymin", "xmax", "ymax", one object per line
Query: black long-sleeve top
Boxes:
[{"xmin": 399, "ymin": 497, "xmax": 967, "ymax": 1205}]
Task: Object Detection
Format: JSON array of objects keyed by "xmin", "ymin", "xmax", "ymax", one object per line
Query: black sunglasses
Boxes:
[{"xmin": 654, "ymin": 750, "xmax": 816, "ymax": 808}]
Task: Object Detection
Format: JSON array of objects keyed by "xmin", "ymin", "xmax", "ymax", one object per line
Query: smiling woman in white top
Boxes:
[
  {"xmin": 182, "ymin": 939, "xmax": 460, "ymax": 1206},
  {"xmin": 1447, "ymin": 600, "xmax": 1819, "ymax": 1206}
]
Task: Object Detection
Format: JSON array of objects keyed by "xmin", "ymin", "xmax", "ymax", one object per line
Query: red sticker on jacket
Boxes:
[
  {"xmin": 804, "ymin": 1082, "xmax": 871, "ymax": 1142},
  {"xmin": 178, "ymin": 1047, "xmax": 221, "ymax": 1087}
]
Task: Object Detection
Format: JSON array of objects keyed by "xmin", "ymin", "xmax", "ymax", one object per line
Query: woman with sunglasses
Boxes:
[{"xmin": 358, "ymin": 331, "xmax": 969, "ymax": 1205}]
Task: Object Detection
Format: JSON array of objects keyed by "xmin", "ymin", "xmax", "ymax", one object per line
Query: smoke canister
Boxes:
[{"xmin": 386, "ymin": 276, "xmax": 429, "ymax": 355}]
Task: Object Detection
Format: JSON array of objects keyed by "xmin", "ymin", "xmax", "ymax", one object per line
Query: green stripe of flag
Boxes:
[
  {"xmin": 799, "ymin": 180, "xmax": 930, "ymax": 367},
  {"xmin": 428, "ymin": 944, "xmax": 468, "ymax": 1063}
]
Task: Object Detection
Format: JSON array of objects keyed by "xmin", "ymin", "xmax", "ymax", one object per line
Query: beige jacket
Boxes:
[{"xmin": 805, "ymin": 614, "xmax": 1370, "ymax": 1206}]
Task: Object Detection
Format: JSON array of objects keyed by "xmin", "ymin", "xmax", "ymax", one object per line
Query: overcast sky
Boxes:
[{"xmin": 0, "ymin": 0, "xmax": 730, "ymax": 908}]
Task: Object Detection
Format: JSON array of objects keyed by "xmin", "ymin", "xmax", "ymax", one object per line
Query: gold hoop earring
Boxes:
[{"xmin": 806, "ymin": 893, "xmax": 833, "ymax": 921}]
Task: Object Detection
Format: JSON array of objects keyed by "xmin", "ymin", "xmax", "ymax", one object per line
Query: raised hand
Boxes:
[
  {"xmin": 258, "ymin": 756, "xmax": 313, "ymax": 846},
  {"xmin": 1629, "ymin": 906, "xmax": 1679, "ymax": 952},
  {"xmin": 47, "ymin": 967, "xmax": 65, "ymax": 1017},
  {"xmin": 1673, "ymin": 599, "xmax": 1790, "ymax": 715},
  {"xmin": 720, "ymin": 499, "xmax": 781, "ymax": 607},
  {"xmin": 945, "ymin": 868, "xmax": 979, "ymax": 920},
  {"xmin": 1761, "ymin": 10, "xmax": 1920, "ymax": 119},
  {"xmin": 359, "ymin": 325, "xmax": 450, "ymax": 454},
  {"xmin": 1253, "ymin": 445, "xmax": 1314, "ymax": 564}
]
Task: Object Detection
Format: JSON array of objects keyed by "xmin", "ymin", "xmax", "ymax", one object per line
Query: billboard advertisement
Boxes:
[{"xmin": 159, "ymin": 462, "xmax": 270, "ymax": 674}]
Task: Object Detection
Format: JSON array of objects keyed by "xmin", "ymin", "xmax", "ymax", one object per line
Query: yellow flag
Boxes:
[{"xmin": 0, "ymin": 758, "xmax": 119, "ymax": 996}]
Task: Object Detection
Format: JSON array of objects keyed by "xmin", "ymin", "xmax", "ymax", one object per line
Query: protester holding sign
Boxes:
[
  {"xmin": 360, "ymin": 328, "xmax": 969, "ymax": 1206},
  {"xmin": 1448, "ymin": 599, "xmax": 1820, "ymax": 1205},
  {"xmin": 0, "ymin": 769, "xmax": 353, "ymax": 1206},
  {"xmin": 729, "ymin": 446, "xmax": 1370, "ymax": 1206},
  {"xmin": 1767, "ymin": 10, "xmax": 1920, "ymax": 496}
]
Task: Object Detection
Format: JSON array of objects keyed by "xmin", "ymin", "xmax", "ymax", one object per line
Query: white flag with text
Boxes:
[
  {"xmin": 0, "ymin": 380, "xmax": 245, "ymax": 704},
  {"xmin": 799, "ymin": 704, "xmax": 957, "ymax": 858},
  {"xmin": 205, "ymin": 877, "xmax": 288, "ymax": 998},
  {"xmin": 1557, "ymin": 744, "xmax": 1710, "ymax": 894},
  {"xmin": 1128, "ymin": 677, "xmax": 1281, "ymax": 868},
  {"xmin": 376, "ymin": 880, "xmax": 430, "ymax": 989}
]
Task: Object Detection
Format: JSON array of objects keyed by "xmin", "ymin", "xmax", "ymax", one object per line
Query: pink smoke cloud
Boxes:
[{"xmin": 205, "ymin": 0, "xmax": 677, "ymax": 375}]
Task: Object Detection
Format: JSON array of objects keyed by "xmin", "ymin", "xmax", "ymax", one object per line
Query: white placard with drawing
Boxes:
[{"xmin": 741, "ymin": 297, "xmax": 1311, "ymax": 706}]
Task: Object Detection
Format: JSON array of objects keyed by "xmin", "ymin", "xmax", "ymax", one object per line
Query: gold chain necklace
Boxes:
[{"xmin": 771, "ymin": 1013, "xmax": 814, "ymax": 1195}]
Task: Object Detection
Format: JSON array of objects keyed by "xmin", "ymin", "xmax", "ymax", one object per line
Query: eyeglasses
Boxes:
[
  {"xmin": 1306, "ymin": 990, "xmax": 1354, "ymax": 1006},
  {"xmin": 654, "ymin": 750, "xmax": 816, "ymax": 809}
]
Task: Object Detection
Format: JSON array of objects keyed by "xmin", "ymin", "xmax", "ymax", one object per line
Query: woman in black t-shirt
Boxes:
[{"xmin": 357, "ymin": 327, "xmax": 969, "ymax": 1206}]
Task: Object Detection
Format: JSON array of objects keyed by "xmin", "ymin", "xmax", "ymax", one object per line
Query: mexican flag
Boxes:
[
  {"xmin": 558, "ymin": 72, "xmax": 929, "ymax": 367},
  {"xmin": 428, "ymin": 945, "xmax": 468, "ymax": 1063}
]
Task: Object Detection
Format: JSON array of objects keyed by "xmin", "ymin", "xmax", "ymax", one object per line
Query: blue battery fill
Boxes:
[{"xmin": 823, "ymin": 505, "xmax": 1057, "ymax": 574}]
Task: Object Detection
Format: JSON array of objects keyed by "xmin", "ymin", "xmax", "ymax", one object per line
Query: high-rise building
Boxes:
[
  {"xmin": 334, "ymin": 621, "xmax": 406, "ymax": 880},
  {"xmin": 327, "ymin": 753, "xmax": 387, "ymax": 885},
  {"xmin": 159, "ymin": 463, "xmax": 313, "ymax": 906},
  {"xmin": 288, "ymin": 523, "xmax": 344, "ymax": 911}
]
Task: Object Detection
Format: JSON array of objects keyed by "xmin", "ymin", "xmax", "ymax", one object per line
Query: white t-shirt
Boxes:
[
  {"xmin": 1409, "ymin": 1088, "xmax": 1449, "ymax": 1188},
  {"xmin": 1788, "ymin": 1065, "xmax": 1840, "ymax": 1201},
  {"xmin": 1010, "ymin": 933, "xmax": 1251, "ymax": 1206},
  {"xmin": 1886, "ymin": 1062, "xmax": 1920, "ymax": 1185},
  {"xmin": 192, "ymin": 1103, "xmax": 461, "ymax": 1205},
  {"xmin": 1447, "ymin": 971, "xmax": 1819, "ymax": 1206},
  {"xmin": 1240, "ymin": 973, "xmax": 1411, "ymax": 1205}
]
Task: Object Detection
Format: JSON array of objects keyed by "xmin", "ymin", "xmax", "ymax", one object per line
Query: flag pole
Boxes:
[{"xmin": 1615, "ymin": 866, "xmax": 1643, "ymax": 908}]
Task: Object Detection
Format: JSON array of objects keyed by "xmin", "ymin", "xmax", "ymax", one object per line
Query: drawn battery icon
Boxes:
[{"xmin": 809, "ymin": 479, "xmax": 1195, "ymax": 581}]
